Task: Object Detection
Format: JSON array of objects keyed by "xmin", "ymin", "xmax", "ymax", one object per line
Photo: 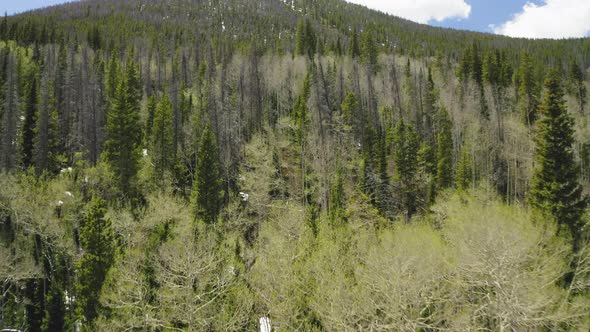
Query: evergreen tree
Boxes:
[
  {"xmin": 470, "ymin": 41, "xmax": 483, "ymax": 87},
  {"xmin": 329, "ymin": 168, "xmax": 346, "ymax": 225},
  {"xmin": 393, "ymin": 119, "xmax": 420, "ymax": 218},
  {"xmin": 569, "ymin": 61, "xmax": 587, "ymax": 113},
  {"xmin": 151, "ymin": 94, "xmax": 175, "ymax": 178},
  {"xmin": 1, "ymin": 53, "xmax": 18, "ymax": 171},
  {"xmin": 25, "ymin": 278, "xmax": 45, "ymax": 332},
  {"xmin": 103, "ymin": 58, "xmax": 142, "ymax": 197},
  {"xmin": 42, "ymin": 280, "xmax": 65, "ymax": 332},
  {"xmin": 145, "ymin": 94, "xmax": 157, "ymax": 140},
  {"xmin": 455, "ymin": 144, "xmax": 472, "ymax": 191},
  {"xmin": 75, "ymin": 197, "xmax": 114, "ymax": 324},
  {"xmin": 340, "ymin": 91, "xmax": 358, "ymax": 126},
  {"xmin": 349, "ymin": 29, "xmax": 360, "ymax": 59},
  {"xmin": 529, "ymin": 71, "xmax": 587, "ymax": 248},
  {"xmin": 361, "ymin": 25, "xmax": 378, "ymax": 71},
  {"xmin": 105, "ymin": 53, "xmax": 119, "ymax": 107},
  {"xmin": 21, "ymin": 72, "xmax": 38, "ymax": 168},
  {"xmin": 517, "ymin": 52, "xmax": 539, "ymax": 126},
  {"xmin": 191, "ymin": 124, "xmax": 223, "ymax": 224},
  {"xmin": 42, "ymin": 255, "xmax": 67, "ymax": 332},
  {"xmin": 34, "ymin": 73, "xmax": 60, "ymax": 173},
  {"xmin": 436, "ymin": 107, "xmax": 453, "ymax": 190},
  {"xmin": 295, "ymin": 18, "xmax": 316, "ymax": 58}
]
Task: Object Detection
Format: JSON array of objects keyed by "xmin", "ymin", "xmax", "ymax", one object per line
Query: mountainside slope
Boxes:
[{"xmin": 0, "ymin": 0, "xmax": 590, "ymax": 331}]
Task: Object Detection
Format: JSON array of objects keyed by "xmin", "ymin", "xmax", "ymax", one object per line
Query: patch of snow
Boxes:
[
  {"xmin": 239, "ymin": 192, "xmax": 249, "ymax": 202},
  {"xmin": 260, "ymin": 317, "xmax": 271, "ymax": 332}
]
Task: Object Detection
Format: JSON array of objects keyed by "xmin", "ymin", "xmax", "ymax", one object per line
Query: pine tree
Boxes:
[
  {"xmin": 340, "ymin": 91, "xmax": 358, "ymax": 126},
  {"xmin": 329, "ymin": 168, "xmax": 346, "ymax": 225},
  {"xmin": 393, "ymin": 119, "xmax": 420, "ymax": 218},
  {"xmin": 145, "ymin": 94, "xmax": 157, "ymax": 141},
  {"xmin": 42, "ymin": 255, "xmax": 67, "ymax": 332},
  {"xmin": 103, "ymin": 58, "xmax": 142, "ymax": 197},
  {"xmin": 151, "ymin": 94, "xmax": 175, "ymax": 178},
  {"xmin": 517, "ymin": 52, "xmax": 539, "ymax": 126},
  {"xmin": 43, "ymin": 280, "xmax": 65, "ymax": 332},
  {"xmin": 455, "ymin": 144, "xmax": 472, "ymax": 191},
  {"xmin": 34, "ymin": 72, "xmax": 60, "ymax": 173},
  {"xmin": 191, "ymin": 124, "xmax": 223, "ymax": 224},
  {"xmin": 295, "ymin": 18, "xmax": 306, "ymax": 56},
  {"xmin": 21, "ymin": 72, "xmax": 39, "ymax": 168},
  {"xmin": 295, "ymin": 18, "xmax": 316, "ymax": 58},
  {"xmin": 1, "ymin": 53, "xmax": 18, "ymax": 171},
  {"xmin": 569, "ymin": 61, "xmax": 587, "ymax": 113},
  {"xmin": 436, "ymin": 107, "xmax": 453, "ymax": 190},
  {"xmin": 530, "ymin": 71, "xmax": 587, "ymax": 248},
  {"xmin": 75, "ymin": 197, "xmax": 114, "ymax": 324},
  {"xmin": 349, "ymin": 29, "xmax": 360, "ymax": 59},
  {"xmin": 361, "ymin": 25, "xmax": 378, "ymax": 72}
]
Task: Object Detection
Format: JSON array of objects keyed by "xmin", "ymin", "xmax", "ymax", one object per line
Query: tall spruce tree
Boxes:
[
  {"xmin": 329, "ymin": 167, "xmax": 347, "ymax": 225},
  {"xmin": 151, "ymin": 94, "xmax": 175, "ymax": 178},
  {"xmin": 530, "ymin": 71, "xmax": 587, "ymax": 249},
  {"xmin": 1, "ymin": 53, "xmax": 18, "ymax": 171},
  {"xmin": 75, "ymin": 198, "xmax": 114, "ymax": 325},
  {"xmin": 517, "ymin": 52, "xmax": 539, "ymax": 126},
  {"xmin": 393, "ymin": 119, "xmax": 420, "ymax": 218},
  {"xmin": 349, "ymin": 29, "xmax": 360, "ymax": 59},
  {"xmin": 34, "ymin": 72, "xmax": 60, "ymax": 173},
  {"xmin": 191, "ymin": 124, "xmax": 223, "ymax": 224},
  {"xmin": 455, "ymin": 144, "xmax": 472, "ymax": 191},
  {"xmin": 103, "ymin": 58, "xmax": 142, "ymax": 197},
  {"xmin": 145, "ymin": 94, "xmax": 157, "ymax": 140},
  {"xmin": 436, "ymin": 107, "xmax": 453, "ymax": 190},
  {"xmin": 21, "ymin": 72, "xmax": 38, "ymax": 168}
]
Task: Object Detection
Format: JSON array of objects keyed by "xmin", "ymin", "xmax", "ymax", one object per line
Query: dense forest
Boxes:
[{"xmin": 1, "ymin": 0, "xmax": 590, "ymax": 331}]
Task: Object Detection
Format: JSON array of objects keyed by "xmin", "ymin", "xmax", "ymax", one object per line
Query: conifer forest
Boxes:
[{"xmin": 1, "ymin": 0, "xmax": 590, "ymax": 331}]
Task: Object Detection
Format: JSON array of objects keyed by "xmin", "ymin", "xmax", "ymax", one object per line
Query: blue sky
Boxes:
[
  {"xmin": 2, "ymin": 0, "xmax": 69, "ymax": 15},
  {"xmin": 347, "ymin": 0, "xmax": 590, "ymax": 39},
  {"xmin": 2, "ymin": 0, "xmax": 590, "ymax": 39},
  {"xmin": 429, "ymin": 0, "xmax": 543, "ymax": 32}
]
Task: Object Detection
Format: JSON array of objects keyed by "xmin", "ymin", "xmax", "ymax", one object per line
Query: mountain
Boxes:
[{"xmin": 1, "ymin": 0, "xmax": 590, "ymax": 331}]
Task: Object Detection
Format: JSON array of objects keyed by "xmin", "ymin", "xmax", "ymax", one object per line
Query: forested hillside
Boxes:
[{"xmin": 1, "ymin": 0, "xmax": 590, "ymax": 331}]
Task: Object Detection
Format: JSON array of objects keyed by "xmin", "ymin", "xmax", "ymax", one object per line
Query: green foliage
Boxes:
[
  {"xmin": 393, "ymin": 119, "xmax": 420, "ymax": 217},
  {"xmin": 436, "ymin": 107, "xmax": 453, "ymax": 190},
  {"xmin": 33, "ymin": 75, "xmax": 60, "ymax": 174},
  {"xmin": 191, "ymin": 124, "xmax": 223, "ymax": 224},
  {"xmin": 348, "ymin": 29, "xmax": 360, "ymax": 58},
  {"xmin": 329, "ymin": 168, "xmax": 346, "ymax": 225},
  {"xmin": 455, "ymin": 145, "xmax": 472, "ymax": 191},
  {"xmin": 529, "ymin": 71, "xmax": 587, "ymax": 249},
  {"xmin": 361, "ymin": 25, "xmax": 378, "ymax": 71},
  {"xmin": 340, "ymin": 90, "xmax": 358, "ymax": 126},
  {"xmin": 151, "ymin": 93, "xmax": 175, "ymax": 179},
  {"xmin": 295, "ymin": 18, "xmax": 317, "ymax": 58},
  {"xmin": 103, "ymin": 57, "xmax": 142, "ymax": 198},
  {"xmin": 517, "ymin": 52, "xmax": 540, "ymax": 125},
  {"xmin": 75, "ymin": 197, "xmax": 114, "ymax": 324},
  {"xmin": 21, "ymin": 71, "xmax": 38, "ymax": 168},
  {"xmin": 144, "ymin": 94, "xmax": 157, "ymax": 140},
  {"xmin": 569, "ymin": 61, "xmax": 587, "ymax": 113}
]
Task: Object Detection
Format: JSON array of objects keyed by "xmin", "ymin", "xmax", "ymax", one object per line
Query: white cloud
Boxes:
[
  {"xmin": 492, "ymin": 0, "xmax": 590, "ymax": 39},
  {"xmin": 345, "ymin": 0, "xmax": 471, "ymax": 24}
]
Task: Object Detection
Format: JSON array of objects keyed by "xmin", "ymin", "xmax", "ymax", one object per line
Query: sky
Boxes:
[
  {"xmin": 2, "ymin": 0, "xmax": 590, "ymax": 39},
  {"xmin": 346, "ymin": 0, "xmax": 590, "ymax": 39},
  {"xmin": 1, "ymin": 0, "xmax": 69, "ymax": 15}
]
